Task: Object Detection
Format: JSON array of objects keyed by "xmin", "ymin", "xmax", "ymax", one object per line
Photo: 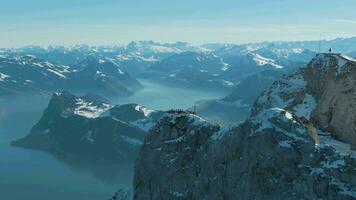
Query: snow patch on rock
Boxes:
[
  {"xmin": 73, "ymin": 99, "xmax": 112, "ymax": 118},
  {"xmin": 135, "ymin": 105, "xmax": 154, "ymax": 117}
]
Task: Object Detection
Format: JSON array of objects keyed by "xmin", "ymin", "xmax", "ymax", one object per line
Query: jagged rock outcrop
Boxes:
[
  {"xmin": 11, "ymin": 91, "xmax": 164, "ymax": 161},
  {"xmin": 252, "ymin": 53, "xmax": 356, "ymax": 146},
  {"xmin": 133, "ymin": 54, "xmax": 356, "ymax": 199},
  {"xmin": 134, "ymin": 110, "xmax": 356, "ymax": 200}
]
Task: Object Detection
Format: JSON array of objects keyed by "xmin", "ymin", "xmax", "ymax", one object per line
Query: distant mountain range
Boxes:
[{"xmin": 1, "ymin": 37, "xmax": 356, "ymax": 98}]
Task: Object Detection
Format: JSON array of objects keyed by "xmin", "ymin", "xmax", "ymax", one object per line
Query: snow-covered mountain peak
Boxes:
[
  {"xmin": 125, "ymin": 40, "xmax": 208, "ymax": 55},
  {"xmin": 311, "ymin": 53, "xmax": 356, "ymax": 76},
  {"xmin": 248, "ymin": 52, "xmax": 284, "ymax": 69},
  {"xmin": 134, "ymin": 105, "xmax": 155, "ymax": 117},
  {"xmin": 252, "ymin": 53, "xmax": 356, "ymax": 146}
]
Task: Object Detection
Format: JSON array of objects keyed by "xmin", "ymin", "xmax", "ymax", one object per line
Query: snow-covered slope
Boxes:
[
  {"xmin": 0, "ymin": 52, "xmax": 142, "ymax": 98},
  {"xmin": 125, "ymin": 41, "xmax": 208, "ymax": 56},
  {"xmin": 0, "ymin": 53, "xmax": 70, "ymax": 96},
  {"xmin": 142, "ymin": 51, "xmax": 233, "ymax": 91},
  {"xmin": 210, "ymin": 37, "xmax": 356, "ymax": 56},
  {"xmin": 214, "ymin": 42, "xmax": 315, "ymax": 66}
]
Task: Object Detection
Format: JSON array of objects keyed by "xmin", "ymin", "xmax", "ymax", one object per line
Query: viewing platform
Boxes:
[
  {"xmin": 166, "ymin": 109, "xmax": 197, "ymax": 115},
  {"xmin": 316, "ymin": 53, "xmax": 356, "ymax": 64}
]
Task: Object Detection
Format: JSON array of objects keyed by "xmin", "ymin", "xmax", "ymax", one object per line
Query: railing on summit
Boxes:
[{"xmin": 166, "ymin": 109, "xmax": 196, "ymax": 115}]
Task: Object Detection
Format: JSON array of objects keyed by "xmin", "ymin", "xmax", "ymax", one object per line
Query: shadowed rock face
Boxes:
[
  {"xmin": 133, "ymin": 54, "xmax": 356, "ymax": 200},
  {"xmin": 134, "ymin": 110, "xmax": 355, "ymax": 200}
]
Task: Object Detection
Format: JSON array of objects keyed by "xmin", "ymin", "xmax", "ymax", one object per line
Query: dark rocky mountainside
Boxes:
[
  {"xmin": 135, "ymin": 110, "xmax": 355, "ymax": 200},
  {"xmin": 133, "ymin": 54, "xmax": 356, "ymax": 199},
  {"xmin": 11, "ymin": 91, "xmax": 164, "ymax": 162}
]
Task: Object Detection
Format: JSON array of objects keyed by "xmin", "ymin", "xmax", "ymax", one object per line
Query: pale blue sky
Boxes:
[{"xmin": 1, "ymin": 0, "xmax": 356, "ymax": 47}]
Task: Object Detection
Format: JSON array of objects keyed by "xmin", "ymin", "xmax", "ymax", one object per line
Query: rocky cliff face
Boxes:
[
  {"xmin": 134, "ymin": 110, "xmax": 355, "ymax": 200},
  {"xmin": 11, "ymin": 91, "xmax": 164, "ymax": 162},
  {"xmin": 305, "ymin": 54, "xmax": 356, "ymax": 146},
  {"xmin": 133, "ymin": 54, "xmax": 356, "ymax": 199},
  {"xmin": 252, "ymin": 53, "xmax": 356, "ymax": 146}
]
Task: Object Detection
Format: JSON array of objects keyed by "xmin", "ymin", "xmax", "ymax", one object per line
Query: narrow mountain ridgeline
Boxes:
[
  {"xmin": 11, "ymin": 91, "xmax": 164, "ymax": 162},
  {"xmin": 133, "ymin": 54, "xmax": 356, "ymax": 200},
  {"xmin": 0, "ymin": 52, "xmax": 142, "ymax": 98},
  {"xmin": 69, "ymin": 57, "xmax": 143, "ymax": 95}
]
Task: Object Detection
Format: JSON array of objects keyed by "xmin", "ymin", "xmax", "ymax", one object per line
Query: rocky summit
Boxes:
[
  {"xmin": 252, "ymin": 53, "xmax": 356, "ymax": 146},
  {"xmin": 133, "ymin": 54, "xmax": 356, "ymax": 200}
]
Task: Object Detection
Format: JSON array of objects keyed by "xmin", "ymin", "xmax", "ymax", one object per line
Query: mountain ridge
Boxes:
[
  {"xmin": 132, "ymin": 53, "xmax": 356, "ymax": 199},
  {"xmin": 11, "ymin": 91, "xmax": 164, "ymax": 162}
]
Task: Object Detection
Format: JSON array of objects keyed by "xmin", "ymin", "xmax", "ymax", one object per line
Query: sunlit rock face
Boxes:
[
  {"xmin": 11, "ymin": 91, "xmax": 164, "ymax": 162},
  {"xmin": 253, "ymin": 53, "xmax": 356, "ymax": 146},
  {"xmin": 133, "ymin": 54, "xmax": 356, "ymax": 200},
  {"xmin": 304, "ymin": 54, "xmax": 356, "ymax": 146}
]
